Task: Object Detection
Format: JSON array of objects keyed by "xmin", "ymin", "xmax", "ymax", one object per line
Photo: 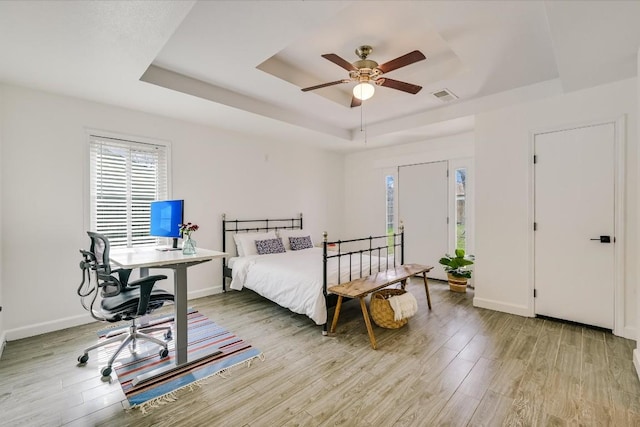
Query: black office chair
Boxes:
[{"xmin": 77, "ymin": 231, "xmax": 175, "ymax": 377}]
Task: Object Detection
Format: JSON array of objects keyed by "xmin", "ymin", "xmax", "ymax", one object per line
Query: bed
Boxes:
[{"xmin": 222, "ymin": 213, "xmax": 404, "ymax": 333}]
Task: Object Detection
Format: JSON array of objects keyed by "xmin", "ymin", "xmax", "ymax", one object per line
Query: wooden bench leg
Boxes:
[
  {"xmin": 359, "ymin": 297, "xmax": 377, "ymax": 350},
  {"xmin": 400, "ymin": 278, "xmax": 407, "ymax": 290},
  {"xmin": 330, "ymin": 295, "xmax": 343, "ymax": 333},
  {"xmin": 422, "ymin": 273, "xmax": 432, "ymax": 310}
]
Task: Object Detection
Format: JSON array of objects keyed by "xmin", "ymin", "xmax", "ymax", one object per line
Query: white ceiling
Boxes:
[{"xmin": 1, "ymin": 1, "xmax": 639, "ymax": 152}]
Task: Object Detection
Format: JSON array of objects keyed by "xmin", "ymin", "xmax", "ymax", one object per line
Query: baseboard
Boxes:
[
  {"xmin": 0, "ymin": 331, "xmax": 6, "ymax": 359},
  {"xmin": 188, "ymin": 284, "xmax": 224, "ymax": 300},
  {"xmin": 473, "ymin": 298, "xmax": 637, "ymax": 339},
  {"xmin": 473, "ymin": 297, "xmax": 531, "ymax": 317},
  {"xmin": 5, "ymin": 285, "xmax": 225, "ymax": 342},
  {"xmin": 6, "ymin": 314, "xmax": 94, "ymax": 341},
  {"xmin": 622, "ymin": 325, "xmax": 637, "ymax": 341},
  {"xmin": 634, "ymin": 349, "xmax": 640, "ymax": 382}
]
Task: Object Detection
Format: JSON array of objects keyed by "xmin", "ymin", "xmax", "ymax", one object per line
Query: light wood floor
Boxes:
[{"xmin": 1, "ymin": 279, "xmax": 639, "ymax": 426}]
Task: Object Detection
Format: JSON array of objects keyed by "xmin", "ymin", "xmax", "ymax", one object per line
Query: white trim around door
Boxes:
[{"xmin": 528, "ymin": 116, "xmax": 626, "ymax": 337}]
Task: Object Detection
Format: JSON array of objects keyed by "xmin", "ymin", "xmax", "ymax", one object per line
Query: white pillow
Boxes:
[
  {"xmin": 278, "ymin": 229, "xmax": 313, "ymax": 251},
  {"xmin": 233, "ymin": 231, "xmax": 277, "ymax": 257}
]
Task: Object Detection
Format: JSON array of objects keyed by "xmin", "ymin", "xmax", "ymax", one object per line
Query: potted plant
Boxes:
[{"xmin": 439, "ymin": 249, "xmax": 474, "ymax": 292}]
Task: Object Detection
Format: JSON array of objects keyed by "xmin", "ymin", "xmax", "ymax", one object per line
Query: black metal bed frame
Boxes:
[
  {"xmin": 222, "ymin": 214, "xmax": 405, "ymax": 333},
  {"xmin": 222, "ymin": 213, "xmax": 304, "ymax": 289}
]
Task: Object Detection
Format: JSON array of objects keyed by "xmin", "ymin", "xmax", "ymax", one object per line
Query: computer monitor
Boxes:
[{"xmin": 150, "ymin": 199, "xmax": 184, "ymax": 249}]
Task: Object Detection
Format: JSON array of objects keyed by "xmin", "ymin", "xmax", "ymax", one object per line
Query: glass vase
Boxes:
[{"xmin": 182, "ymin": 236, "xmax": 196, "ymax": 255}]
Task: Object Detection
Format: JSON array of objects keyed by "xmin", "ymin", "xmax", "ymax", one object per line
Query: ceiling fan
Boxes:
[{"xmin": 301, "ymin": 45, "xmax": 426, "ymax": 108}]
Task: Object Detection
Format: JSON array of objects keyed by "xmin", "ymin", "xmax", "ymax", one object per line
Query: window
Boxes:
[
  {"xmin": 447, "ymin": 159, "xmax": 473, "ymax": 259},
  {"xmin": 455, "ymin": 168, "xmax": 467, "ymax": 250},
  {"xmin": 89, "ymin": 134, "xmax": 169, "ymax": 248},
  {"xmin": 385, "ymin": 174, "xmax": 395, "ymax": 251},
  {"xmin": 385, "ymin": 175, "xmax": 395, "ymax": 233}
]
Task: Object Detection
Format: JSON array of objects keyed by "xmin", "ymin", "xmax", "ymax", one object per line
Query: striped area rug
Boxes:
[{"xmin": 103, "ymin": 310, "xmax": 263, "ymax": 411}]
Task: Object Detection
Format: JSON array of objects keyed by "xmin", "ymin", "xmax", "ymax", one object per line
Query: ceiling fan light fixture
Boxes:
[
  {"xmin": 302, "ymin": 46, "xmax": 426, "ymax": 107},
  {"xmin": 353, "ymin": 82, "xmax": 375, "ymax": 101}
]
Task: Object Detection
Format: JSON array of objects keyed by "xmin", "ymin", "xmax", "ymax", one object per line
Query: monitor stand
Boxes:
[
  {"xmin": 165, "ymin": 237, "xmax": 181, "ymax": 251},
  {"xmin": 155, "ymin": 238, "xmax": 182, "ymax": 251}
]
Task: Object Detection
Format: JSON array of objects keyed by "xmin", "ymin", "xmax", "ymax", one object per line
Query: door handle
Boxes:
[{"xmin": 590, "ymin": 235, "xmax": 611, "ymax": 243}]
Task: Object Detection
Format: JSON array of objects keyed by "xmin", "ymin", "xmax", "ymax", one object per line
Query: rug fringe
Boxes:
[
  {"xmin": 217, "ymin": 352, "xmax": 264, "ymax": 379},
  {"xmin": 130, "ymin": 352, "xmax": 265, "ymax": 414},
  {"xmin": 132, "ymin": 391, "xmax": 178, "ymax": 415}
]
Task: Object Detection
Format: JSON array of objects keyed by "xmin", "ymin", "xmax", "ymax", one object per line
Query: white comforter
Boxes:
[{"xmin": 229, "ymin": 247, "xmax": 390, "ymax": 325}]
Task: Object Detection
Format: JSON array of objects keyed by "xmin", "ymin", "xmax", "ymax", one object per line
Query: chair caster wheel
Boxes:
[
  {"xmin": 164, "ymin": 331, "xmax": 172, "ymax": 340},
  {"xmin": 78, "ymin": 353, "xmax": 89, "ymax": 364},
  {"xmin": 101, "ymin": 366, "xmax": 112, "ymax": 377},
  {"xmin": 159, "ymin": 348, "xmax": 169, "ymax": 358}
]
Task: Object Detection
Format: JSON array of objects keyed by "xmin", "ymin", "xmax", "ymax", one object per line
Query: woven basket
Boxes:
[
  {"xmin": 370, "ymin": 288, "xmax": 409, "ymax": 329},
  {"xmin": 447, "ymin": 273, "xmax": 468, "ymax": 293}
]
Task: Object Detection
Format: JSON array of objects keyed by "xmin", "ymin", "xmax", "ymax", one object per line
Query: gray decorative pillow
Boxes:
[
  {"xmin": 255, "ymin": 238, "xmax": 286, "ymax": 255},
  {"xmin": 289, "ymin": 236, "xmax": 313, "ymax": 251}
]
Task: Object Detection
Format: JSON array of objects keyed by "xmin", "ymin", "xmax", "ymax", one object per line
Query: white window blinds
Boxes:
[{"xmin": 89, "ymin": 135, "xmax": 169, "ymax": 248}]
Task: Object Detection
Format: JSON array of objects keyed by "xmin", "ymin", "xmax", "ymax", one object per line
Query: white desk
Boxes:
[{"xmin": 110, "ymin": 247, "xmax": 227, "ymax": 385}]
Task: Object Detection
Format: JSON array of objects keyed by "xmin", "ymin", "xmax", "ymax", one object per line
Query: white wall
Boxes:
[
  {"xmin": 634, "ymin": 48, "xmax": 640, "ymax": 378},
  {"xmin": 343, "ymin": 132, "xmax": 474, "ymax": 239},
  {"xmin": 475, "ymin": 77, "xmax": 638, "ymax": 338},
  {"xmin": 0, "ymin": 84, "xmax": 345, "ymax": 340},
  {"xmin": 0, "ymin": 85, "xmax": 4, "ymax": 354}
]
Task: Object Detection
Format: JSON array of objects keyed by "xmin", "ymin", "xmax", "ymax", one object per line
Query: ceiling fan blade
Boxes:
[
  {"xmin": 301, "ymin": 80, "xmax": 349, "ymax": 92},
  {"xmin": 322, "ymin": 53, "xmax": 358, "ymax": 72},
  {"xmin": 376, "ymin": 50, "xmax": 426, "ymax": 74},
  {"xmin": 350, "ymin": 96, "xmax": 362, "ymax": 108},
  {"xmin": 378, "ymin": 78, "xmax": 422, "ymax": 94}
]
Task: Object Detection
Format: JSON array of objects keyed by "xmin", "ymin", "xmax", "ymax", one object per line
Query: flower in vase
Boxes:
[{"xmin": 179, "ymin": 222, "xmax": 199, "ymax": 238}]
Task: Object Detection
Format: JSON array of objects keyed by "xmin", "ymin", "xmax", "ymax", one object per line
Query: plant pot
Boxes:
[{"xmin": 447, "ymin": 273, "xmax": 468, "ymax": 293}]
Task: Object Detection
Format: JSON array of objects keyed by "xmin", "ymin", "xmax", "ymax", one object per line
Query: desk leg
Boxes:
[
  {"xmin": 422, "ymin": 273, "xmax": 432, "ymax": 310},
  {"xmin": 138, "ymin": 264, "xmax": 187, "ymax": 364},
  {"xmin": 330, "ymin": 295, "xmax": 343, "ymax": 333},
  {"xmin": 132, "ymin": 260, "xmax": 221, "ymax": 388},
  {"xmin": 359, "ymin": 297, "xmax": 377, "ymax": 350},
  {"xmin": 174, "ymin": 265, "xmax": 188, "ymax": 365}
]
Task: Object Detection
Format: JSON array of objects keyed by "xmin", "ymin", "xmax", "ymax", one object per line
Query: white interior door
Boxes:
[
  {"xmin": 399, "ymin": 162, "xmax": 448, "ymax": 280},
  {"xmin": 534, "ymin": 123, "xmax": 615, "ymax": 329}
]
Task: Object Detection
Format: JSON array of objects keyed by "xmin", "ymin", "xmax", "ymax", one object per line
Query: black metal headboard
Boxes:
[{"xmin": 221, "ymin": 213, "xmax": 304, "ymax": 290}]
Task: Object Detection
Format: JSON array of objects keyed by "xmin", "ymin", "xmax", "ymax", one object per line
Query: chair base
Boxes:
[{"xmin": 78, "ymin": 320, "xmax": 172, "ymax": 377}]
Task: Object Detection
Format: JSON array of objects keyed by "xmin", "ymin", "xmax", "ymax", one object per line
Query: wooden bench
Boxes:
[{"xmin": 327, "ymin": 263, "xmax": 433, "ymax": 349}]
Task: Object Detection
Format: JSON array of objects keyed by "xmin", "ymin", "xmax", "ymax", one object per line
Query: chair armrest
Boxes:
[
  {"xmin": 98, "ymin": 275, "xmax": 123, "ymax": 298},
  {"xmin": 113, "ymin": 268, "xmax": 132, "ymax": 286},
  {"xmin": 127, "ymin": 275, "xmax": 169, "ymax": 316}
]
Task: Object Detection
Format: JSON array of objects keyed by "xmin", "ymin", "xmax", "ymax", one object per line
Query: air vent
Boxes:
[{"xmin": 431, "ymin": 88, "xmax": 458, "ymax": 102}]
